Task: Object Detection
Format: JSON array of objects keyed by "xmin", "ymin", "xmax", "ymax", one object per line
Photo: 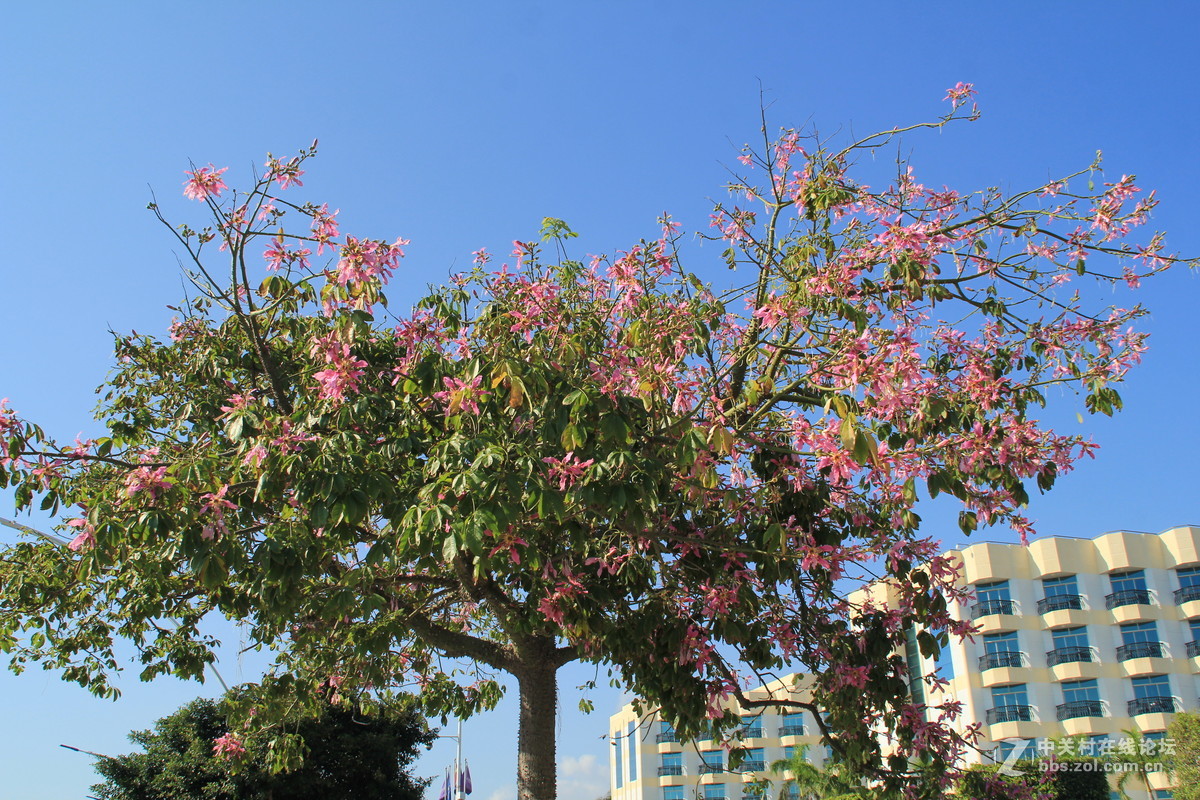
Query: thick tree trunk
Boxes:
[{"xmin": 515, "ymin": 659, "xmax": 558, "ymax": 800}]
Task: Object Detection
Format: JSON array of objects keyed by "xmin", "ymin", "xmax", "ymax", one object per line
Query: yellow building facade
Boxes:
[
  {"xmin": 609, "ymin": 526, "xmax": 1199, "ymax": 800},
  {"xmin": 609, "ymin": 675, "xmax": 824, "ymax": 800},
  {"xmin": 909, "ymin": 525, "xmax": 1200, "ymax": 799}
]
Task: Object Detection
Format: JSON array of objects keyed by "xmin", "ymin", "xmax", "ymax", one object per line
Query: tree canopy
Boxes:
[
  {"xmin": 2, "ymin": 88, "xmax": 1192, "ymax": 800},
  {"xmin": 91, "ymin": 695, "xmax": 433, "ymax": 800}
]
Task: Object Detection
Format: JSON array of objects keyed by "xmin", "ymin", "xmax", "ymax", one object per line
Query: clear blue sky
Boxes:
[{"xmin": 2, "ymin": 3, "xmax": 1198, "ymax": 799}]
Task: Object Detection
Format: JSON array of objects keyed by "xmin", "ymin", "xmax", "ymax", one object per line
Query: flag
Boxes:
[
  {"xmin": 438, "ymin": 770, "xmax": 451, "ymax": 800},
  {"xmin": 459, "ymin": 761, "xmax": 473, "ymax": 795}
]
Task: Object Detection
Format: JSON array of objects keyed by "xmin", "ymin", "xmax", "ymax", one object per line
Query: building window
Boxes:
[
  {"xmin": 663, "ymin": 788, "xmax": 685, "ymax": 800},
  {"xmin": 703, "ymin": 785, "xmax": 725, "ymax": 800},
  {"xmin": 903, "ymin": 626, "xmax": 926, "ymax": 705},
  {"xmin": 659, "ymin": 752, "xmax": 683, "ymax": 777},
  {"xmin": 994, "ymin": 739, "xmax": 1037, "ymax": 763},
  {"xmin": 701, "ymin": 750, "xmax": 723, "ymax": 774},
  {"xmin": 740, "ymin": 715, "xmax": 763, "ymax": 739},
  {"xmin": 782, "ymin": 745, "xmax": 796, "ymax": 761},
  {"xmin": 741, "ymin": 748, "xmax": 765, "ymax": 772},
  {"xmin": 1118, "ymin": 621, "xmax": 1163, "ymax": 660},
  {"xmin": 974, "ymin": 580, "xmax": 1014, "ymax": 617},
  {"xmin": 1047, "ymin": 625, "xmax": 1092, "ymax": 666},
  {"xmin": 1057, "ymin": 679, "xmax": 1102, "ymax": 721},
  {"xmin": 1154, "ymin": 791, "xmax": 1173, "ymax": 800},
  {"xmin": 779, "ymin": 711, "xmax": 804, "ymax": 737},
  {"xmin": 627, "ymin": 722, "xmax": 637, "ymax": 782},
  {"xmin": 658, "ymin": 720, "xmax": 678, "ymax": 744},
  {"xmin": 1111, "ymin": 570, "xmax": 1148, "ymax": 593},
  {"xmin": 1052, "ymin": 626, "xmax": 1089, "ymax": 650},
  {"xmin": 1129, "ymin": 675, "xmax": 1175, "ymax": 715},
  {"xmin": 988, "ymin": 684, "xmax": 1031, "ymax": 723},
  {"xmin": 1039, "ymin": 575, "xmax": 1083, "ymax": 612},
  {"xmin": 980, "ymin": 631, "xmax": 1023, "ymax": 669},
  {"xmin": 934, "ymin": 640, "xmax": 955, "ymax": 682},
  {"xmin": 615, "ymin": 731, "xmax": 623, "ymax": 788},
  {"xmin": 1176, "ymin": 566, "xmax": 1200, "ymax": 604},
  {"xmin": 1107, "ymin": 569, "xmax": 1151, "ymax": 608}
]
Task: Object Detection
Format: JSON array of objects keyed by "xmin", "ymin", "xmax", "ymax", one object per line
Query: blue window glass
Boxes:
[
  {"xmin": 984, "ymin": 631, "xmax": 1019, "ymax": 653},
  {"xmin": 741, "ymin": 716, "xmax": 763, "ymax": 738},
  {"xmin": 1178, "ymin": 566, "xmax": 1200, "ymax": 588},
  {"xmin": 1061, "ymin": 679, "xmax": 1099, "ymax": 704},
  {"xmin": 1120, "ymin": 621, "xmax": 1159, "ymax": 645},
  {"xmin": 663, "ymin": 788, "xmax": 685, "ymax": 800},
  {"xmin": 779, "ymin": 711, "xmax": 804, "ymax": 736},
  {"xmin": 741, "ymin": 748, "xmax": 765, "ymax": 771},
  {"xmin": 628, "ymin": 722, "xmax": 637, "ymax": 781},
  {"xmin": 1111, "ymin": 570, "xmax": 1147, "ymax": 593},
  {"xmin": 1052, "ymin": 626, "xmax": 1089, "ymax": 649},
  {"xmin": 615, "ymin": 731, "xmax": 623, "ymax": 788},
  {"xmin": 1190, "ymin": 618, "xmax": 1200, "ymax": 640},
  {"xmin": 995, "ymin": 739, "xmax": 1037, "ymax": 762},
  {"xmin": 701, "ymin": 750, "xmax": 723, "ymax": 773},
  {"xmin": 991, "ymin": 684, "xmax": 1029, "ymax": 706},
  {"xmin": 1043, "ymin": 575, "xmax": 1078, "ymax": 596},
  {"xmin": 1154, "ymin": 791, "xmax": 1173, "ymax": 800},
  {"xmin": 661, "ymin": 752, "xmax": 682, "ymax": 770},
  {"xmin": 977, "ymin": 581, "xmax": 1011, "ymax": 603},
  {"xmin": 782, "ymin": 745, "xmax": 796, "ymax": 760},
  {"xmin": 1132, "ymin": 674, "xmax": 1171, "ymax": 699},
  {"xmin": 704, "ymin": 785, "xmax": 725, "ymax": 800},
  {"xmin": 660, "ymin": 720, "xmax": 676, "ymax": 738}
]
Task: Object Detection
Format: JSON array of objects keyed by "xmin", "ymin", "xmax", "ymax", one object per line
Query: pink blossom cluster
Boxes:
[{"xmin": 182, "ymin": 164, "xmax": 228, "ymax": 201}]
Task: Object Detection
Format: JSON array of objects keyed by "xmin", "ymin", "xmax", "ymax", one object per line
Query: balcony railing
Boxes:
[
  {"xmin": 1105, "ymin": 589, "xmax": 1152, "ymax": 609},
  {"xmin": 739, "ymin": 727, "xmax": 763, "ymax": 740},
  {"xmin": 699, "ymin": 764, "xmax": 724, "ymax": 775},
  {"xmin": 986, "ymin": 705, "xmax": 1033, "ymax": 724},
  {"xmin": 1116, "ymin": 641, "xmax": 1165, "ymax": 661},
  {"xmin": 778, "ymin": 724, "xmax": 805, "ymax": 736},
  {"xmin": 1056, "ymin": 700, "xmax": 1103, "ymax": 721},
  {"xmin": 1128, "ymin": 696, "xmax": 1175, "ymax": 716},
  {"xmin": 740, "ymin": 760, "xmax": 766, "ymax": 772},
  {"xmin": 978, "ymin": 651, "xmax": 1024, "ymax": 670},
  {"xmin": 1037, "ymin": 594, "xmax": 1083, "ymax": 614},
  {"xmin": 1175, "ymin": 585, "xmax": 1200, "ymax": 604},
  {"xmin": 972, "ymin": 599, "xmax": 1016, "ymax": 618},
  {"xmin": 658, "ymin": 765, "xmax": 683, "ymax": 776},
  {"xmin": 1188, "ymin": 640, "xmax": 1200, "ymax": 658},
  {"xmin": 656, "ymin": 732, "xmax": 679, "ymax": 744},
  {"xmin": 1046, "ymin": 646, "xmax": 1093, "ymax": 667}
]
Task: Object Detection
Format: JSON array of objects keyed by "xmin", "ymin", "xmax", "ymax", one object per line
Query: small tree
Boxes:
[
  {"xmin": 1167, "ymin": 711, "xmax": 1200, "ymax": 800},
  {"xmin": 766, "ymin": 745, "xmax": 864, "ymax": 800},
  {"xmin": 2, "ymin": 88, "xmax": 1194, "ymax": 800},
  {"xmin": 1114, "ymin": 729, "xmax": 1163, "ymax": 800},
  {"xmin": 91, "ymin": 695, "xmax": 433, "ymax": 800}
]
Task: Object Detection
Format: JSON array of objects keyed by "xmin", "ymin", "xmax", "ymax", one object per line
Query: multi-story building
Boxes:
[
  {"xmin": 907, "ymin": 525, "xmax": 1200, "ymax": 799},
  {"xmin": 609, "ymin": 526, "xmax": 1199, "ymax": 800},
  {"xmin": 609, "ymin": 674, "xmax": 826, "ymax": 800}
]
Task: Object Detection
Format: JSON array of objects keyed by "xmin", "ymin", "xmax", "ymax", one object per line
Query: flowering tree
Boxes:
[{"xmin": 1, "ymin": 88, "xmax": 1190, "ymax": 800}]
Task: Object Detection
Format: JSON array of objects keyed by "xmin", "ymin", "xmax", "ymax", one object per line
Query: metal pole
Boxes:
[{"xmin": 455, "ymin": 718, "xmax": 464, "ymax": 800}]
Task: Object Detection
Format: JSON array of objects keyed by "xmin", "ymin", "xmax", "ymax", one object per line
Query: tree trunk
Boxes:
[{"xmin": 515, "ymin": 659, "xmax": 558, "ymax": 800}]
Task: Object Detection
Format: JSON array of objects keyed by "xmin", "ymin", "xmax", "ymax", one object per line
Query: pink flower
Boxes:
[
  {"xmin": 541, "ymin": 452, "xmax": 595, "ymax": 492},
  {"xmin": 66, "ymin": 518, "xmax": 95, "ymax": 552},
  {"xmin": 242, "ymin": 444, "xmax": 268, "ymax": 467},
  {"xmin": 944, "ymin": 82, "xmax": 977, "ymax": 109},
  {"xmin": 212, "ymin": 733, "xmax": 246, "ymax": 758},
  {"xmin": 124, "ymin": 466, "xmax": 173, "ymax": 499},
  {"xmin": 182, "ymin": 165, "xmax": 229, "ymax": 201}
]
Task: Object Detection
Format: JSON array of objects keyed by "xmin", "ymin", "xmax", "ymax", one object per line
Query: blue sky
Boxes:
[{"xmin": 2, "ymin": 3, "xmax": 1199, "ymax": 799}]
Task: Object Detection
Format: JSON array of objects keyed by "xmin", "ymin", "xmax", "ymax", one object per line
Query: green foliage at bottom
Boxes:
[
  {"xmin": 955, "ymin": 757, "xmax": 1108, "ymax": 800},
  {"xmin": 91, "ymin": 696, "xmax": 434, "ymax": 800}
]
